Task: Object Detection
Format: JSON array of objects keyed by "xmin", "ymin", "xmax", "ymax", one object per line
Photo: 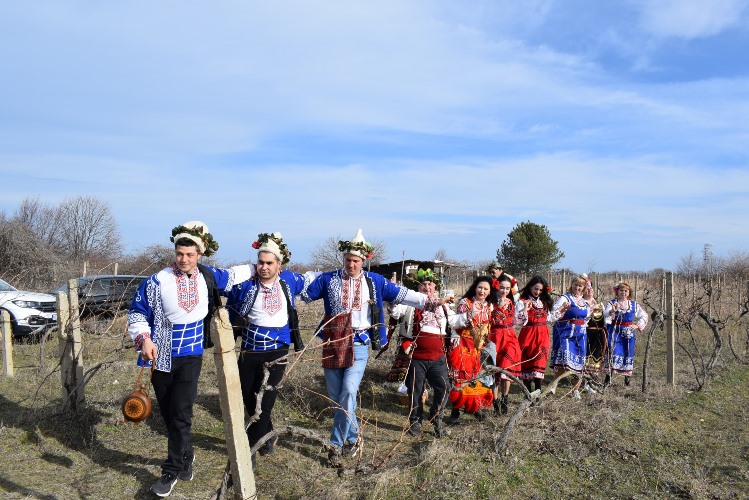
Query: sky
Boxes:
[{"xmin": 2, "ymin": 1, "xmax": 749, "ymax": 273}]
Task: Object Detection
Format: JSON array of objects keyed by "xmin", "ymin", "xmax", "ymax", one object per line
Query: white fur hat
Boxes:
[
  {"xmin": 170, "ymin": 220, "xmax": 219, "ymax": 256},
  {"xmin": 338, "ymin": 228, "xmax": 374, "ymax": 260},
  {"xmin": 253, "ymin": 232, "xmax": 291, "ymax": 264}
]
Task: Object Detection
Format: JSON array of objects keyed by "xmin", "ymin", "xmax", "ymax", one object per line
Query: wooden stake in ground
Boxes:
[
  {"xmin": 58, "ymin": 280, "xmax": 84, "ymax": 410},
  {"xmin": 211, "ymin": 307, "xmax": 256, "ymax": 499},
  {"xmin": 666, "ymin": 271, "xmax": 675, "ymax": 385},
  {"xmin": 1, "ymin": 310, "xmax": 13, "ymax": 377}
]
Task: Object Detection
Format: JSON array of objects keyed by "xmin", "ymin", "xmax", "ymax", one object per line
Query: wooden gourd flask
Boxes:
[{"xmin": 122, "ymin": 365, "xmax": 153, "ymax": 424}]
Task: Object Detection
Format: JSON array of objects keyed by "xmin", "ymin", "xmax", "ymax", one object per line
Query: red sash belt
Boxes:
[
  {"xmin": 618, "ymin": 321, "xmax": 633, "ymax": 326},
  {"xmin": 494, "ymin": 324, "xmax": 513, "ymax": 329},
  {"xmin": 562, "ymin": 319, "xmax": 585, "ymax": 325},
  {"xmin": 527, "ymin": 321, "xmax": 546, "ymax": 326}
]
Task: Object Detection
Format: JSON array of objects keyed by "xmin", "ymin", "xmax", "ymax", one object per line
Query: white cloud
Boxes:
[{"xmin": 635, "ymin": 0, "xmax": 749, "ymax": 39}]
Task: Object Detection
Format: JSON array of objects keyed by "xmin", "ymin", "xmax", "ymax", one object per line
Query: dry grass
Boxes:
[{"xmin": 1, "ymin": 302, "xmax": 749, "ymax": 499}]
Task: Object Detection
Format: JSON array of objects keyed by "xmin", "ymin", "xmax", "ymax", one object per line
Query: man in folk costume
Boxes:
[
  {"xmin": 225, "ymin": 232, "xmax": 316, "ymax": 469},
  {"xmin": 301, "ymin": 229, "xmax": 453, "ymax": 466},
  {"xmin": 387, "ymin": 268, "xmax": 457, "ymax": 438},
  {"xmin": 128, "ymin": 221, "xmax": 253, "ymax": 498}
]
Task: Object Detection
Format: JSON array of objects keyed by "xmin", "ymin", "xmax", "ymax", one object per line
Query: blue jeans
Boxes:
[{"xmin": 324, "ymin": 344, "xmax": 369, "ymax": 448}]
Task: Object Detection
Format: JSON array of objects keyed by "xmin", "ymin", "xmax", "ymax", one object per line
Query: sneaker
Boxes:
[
  {"xmin": 150, "ymin": 472, "xmax": 178, "ymax": 497},
  {"xmin": 407, "ymin": 421, "xmax": 422, "ymax": 437},
  {"xmin": 327, "ymin": 447, "xmax": 342, "ymax": 467},
  {"xmin": 433, "ymin": 420, "xmax": 446, "ymax": 438},
  {"xmin": 572, "ymin": 389, "xmax": 581, "ymax": 400},
  {"xmin": 178, "ymin": 454, "xmax": 194, "ymax": 481},
  {"xmin": 342, "ymin": 437, "xmax": 362, "ymax": 457},
  {"xmin": 258, "ymin": 436, "xmax": 277, "ymax": 456}
]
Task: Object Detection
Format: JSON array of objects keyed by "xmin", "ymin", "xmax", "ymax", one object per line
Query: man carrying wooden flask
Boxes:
[
  {"xmin": 128, "ymin": 221, "xmax": 253, "ymax": 497},
  {"xmin": 225, "ymin": 232, "xmax": 316, "ymax": 470}
]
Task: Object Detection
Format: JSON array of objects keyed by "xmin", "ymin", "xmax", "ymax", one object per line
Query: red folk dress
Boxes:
[
  {"xmin": 447, "ymin": 298, "xmax": 494, "ymax": 413},
  {"xmin": 517, "ymin": 298, "xmax": 550, "ymax": 381},
  {"xmin": 490, "ymin": 299, "xmax": 521, "ymax": 381}
]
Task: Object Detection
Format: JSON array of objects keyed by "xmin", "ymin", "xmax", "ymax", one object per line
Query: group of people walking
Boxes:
[{"xmin": 127, "ymin": 221, "xmax": 648, "ymax": 497}]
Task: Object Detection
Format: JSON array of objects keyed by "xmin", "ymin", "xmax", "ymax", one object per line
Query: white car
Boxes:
[{"xmin": 0, "ymin": 278, "xmax": 57, "ymax": 341}]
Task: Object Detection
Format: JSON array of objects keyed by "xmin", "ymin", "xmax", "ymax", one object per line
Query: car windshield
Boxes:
[{"xmin": 0, "ymin": 279, "xmax": 17, "ymax": 292}]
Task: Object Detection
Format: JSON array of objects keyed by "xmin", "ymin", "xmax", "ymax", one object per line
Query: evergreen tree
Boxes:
[{"xmin": 496, "ymin": 221, "xmax": 564, "ymax": 275}]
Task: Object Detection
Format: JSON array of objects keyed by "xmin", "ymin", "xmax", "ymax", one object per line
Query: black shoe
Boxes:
[
  {"xmin": 493, "ymin": 400, "xmax": 501, "ymax": 415},
  {"xmin": 327, "ymin": 447, "xmax": 342, "ymax": 467},
  {"xmin": 150, "ymin": 472, "xmax": 178, "ymax": 497},
  {"xmin": 500, "ymin": 396, "xmax": 509, "ymax": 415},
  {"xmin": 434, "ymin": 424, "xmax": 446, "ymax": 438},
  {"xmin": 624, "ymin": 376, "xmax": 631, "ymax": 386},
  {"xmin": 258, "ymin": 436, "xmax": 277, "ymax": 456},
  {"xmin": 448, "ymin": 408, "xmax": 461, "ymax": 425},
  {"xmin": 178, "ymin": 454, "xmax": 194, "ymax": 481},
  {"xmin": 473, "ymin": 410, "xmax": 487, "ymax": 421},
  {"xmin": 604, "ymin": 375, "xmax": 611, "ymax": 387},
  {"xmin": 251, "ymin": 452, "xmax": 257, "ymax": 472},
  {"xmin": 342, "ymin": 437, "xmax": 362, "ymax": 457},
  {"xmin": 407, "ymin": 421, "xmax": 422, "ymax": 436}
]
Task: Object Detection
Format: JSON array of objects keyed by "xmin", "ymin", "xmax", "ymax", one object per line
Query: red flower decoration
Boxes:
[
  {"xmin": 546, "ymin": 285, "xmax": 553, "ymax": 292},
  {"xmin": 367, "ymin": 251, "xmax": 374, "ymax": 259},
  {"xmin": 251, "ymin": 241, "xmax": 260, "ymax": 249}
]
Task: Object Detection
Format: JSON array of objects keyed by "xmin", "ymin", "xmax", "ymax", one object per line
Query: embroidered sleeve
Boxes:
[
  {"xmin": 603, "ymin": 300, "xmax": 615, "ymax": 324},
  {"xmin": 127, "ymin": 278, "xmax": 155, "ymax": 343},
  {"xmin": 634, "ymin": 302, "xmax": 649, "ymax": 330},
  {"xmin": 550, "ymin": 295, "xmax": 571, "ymax": 322},
  {"xmin": 300, "ymin": 273, "xmax": 325, "ymax": 303},
  {"xmin": 133, "ymin": 331, "xmax": 151, "ymax": 351},
  {"xmin": 207, "ymin": 264, "xmax": 254, "ymax": 292}
]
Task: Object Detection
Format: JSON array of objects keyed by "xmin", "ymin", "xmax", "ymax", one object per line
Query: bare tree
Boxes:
[
  {"xmin": 309, "ymin": 234, "xmax": 389, "ymax": 271},
  {"xmin": 433, "ymin": 248, "xmax": 449, "ymax": 262}
]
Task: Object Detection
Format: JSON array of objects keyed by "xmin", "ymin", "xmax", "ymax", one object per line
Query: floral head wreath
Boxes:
[
  {"xmin": 404, "ymin": 268, "xmax": 441, "ymax": 291},
  {"xmin": 252, "ymin": 232, "xmax": 291, "ymax": 265},
  {"xmin": 337, "ymin": 239, "xmax": 374, "ymax": 260},
  {"xmin": 170, "ymin": 224, "xmax": 219, "ymax": 257}
]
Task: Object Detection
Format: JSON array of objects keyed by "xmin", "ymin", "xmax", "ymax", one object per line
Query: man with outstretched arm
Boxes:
[
  {"xmin": 301, "ymin": 229, "xmax": 453, "ymax": 466},
  {"xmin": 225, "ymin": 232, "xmax": 316, "ymax": 471}
]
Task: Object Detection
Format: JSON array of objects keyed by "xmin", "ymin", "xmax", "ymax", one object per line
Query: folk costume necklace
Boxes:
[{"xmin": 172, "ymin": 264, "xmax": 200, "ymax": 313}]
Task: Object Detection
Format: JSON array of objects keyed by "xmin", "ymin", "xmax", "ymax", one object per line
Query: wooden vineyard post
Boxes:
[
  {"xmin": 1, "ymin": 310, "xmax": 13, "ymax": 377},
  {"xmin": 665, "ymin": 272, "xmax": 675, "ymax": 385},
  {"xmin": 211, "ymin": 308, "xmax": 256, "ymax": 499},
  {"xmin": 59, "ymin": 280, "xmax": 84, "ymax": 409}
]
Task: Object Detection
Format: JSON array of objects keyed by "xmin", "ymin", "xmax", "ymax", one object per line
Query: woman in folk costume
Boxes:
[
  {"xmin": 447, "ymin": 276, "xmax": 496, "ymax": 424},
  {"xmin": 301, "ymin": 229, "xmax": 453, "ymax": 466},
  {"xmin": 550, "ymin": 275, "xmax": 594, "ymax": 385},
  {"xmin": 489, "ymin": 276, "xmax": 521, "ymax": 414},
  {"xmin": 603, "ymin": 282, "xmax": 648, "ymax": 387},
  {"xmin": 514, "ymin": 276, "xmax": 554, "ymax": 392},
  {"xmin": 583, "ymin": 276, "xmax": 607, "ymax": 385}
]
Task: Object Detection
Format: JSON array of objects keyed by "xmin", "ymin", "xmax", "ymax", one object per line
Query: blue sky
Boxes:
[{"xmin": 2, "ymin": 1, "xmax": 749, "ymax": 273}]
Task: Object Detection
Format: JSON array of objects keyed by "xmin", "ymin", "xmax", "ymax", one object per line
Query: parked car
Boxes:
[
  {"xmin": 0, "ymin": 278, "xmax": 57, "ymax": 341},
  {"xmin": 53, "ymin": 275, "xmax": 148, "ymax": 318}
]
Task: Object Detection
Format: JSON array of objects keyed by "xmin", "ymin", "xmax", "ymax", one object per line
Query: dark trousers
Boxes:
[
  {"xmin": 151, "ymin": 355, "xmax": 203, "ymax": 475},
  {"xmin": 238, "ymin": 348, "xmax": 288, "ymax": 447},
  {"xmin": 405, "ymin": 356, "xmax": 449, "ymax": 425}
]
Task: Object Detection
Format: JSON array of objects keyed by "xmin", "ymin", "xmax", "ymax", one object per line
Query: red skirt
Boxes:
[
  {"xmin": 490, "ymin": 325, "xmax": 521, "ymax": 380},
  {"xmin": 517, "ymin": 323, "xmax": 550, "ymax": 380}
]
